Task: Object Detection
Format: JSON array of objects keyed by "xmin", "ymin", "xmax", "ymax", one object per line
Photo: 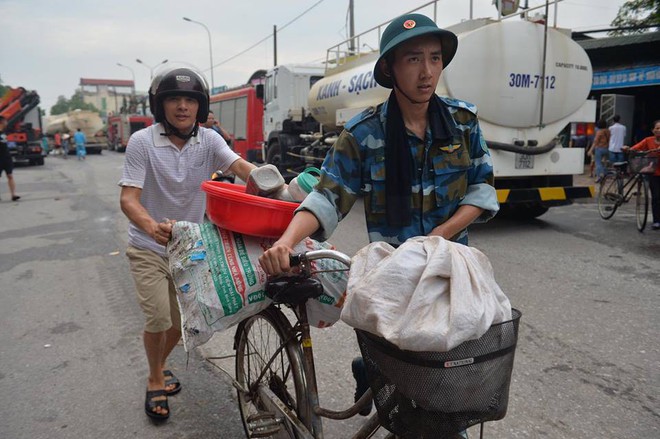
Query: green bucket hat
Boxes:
[{"xmin": 373, "ymin": 13, "xmax": 458, "ymax": 89}]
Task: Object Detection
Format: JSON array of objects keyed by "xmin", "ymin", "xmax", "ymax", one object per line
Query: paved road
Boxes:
[{"xmin": 0, "ymin": 152, "xmax": 658, "ymax": 439}]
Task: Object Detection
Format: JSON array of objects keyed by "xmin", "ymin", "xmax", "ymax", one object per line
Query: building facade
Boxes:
[{"xmin": 79, "ymin": 78, "xmax": 137, "ymax": 118}]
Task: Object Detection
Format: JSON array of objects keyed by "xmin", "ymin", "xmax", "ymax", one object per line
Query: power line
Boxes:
[{"xmin": 208, "ymin": 0, "xmax": 325, "ymax": 70}]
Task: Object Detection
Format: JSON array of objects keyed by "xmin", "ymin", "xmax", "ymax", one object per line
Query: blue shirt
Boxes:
[
  {"xmin": 74, "ymin": 131, "xmax": 86, "ymax": 146},
  {"xmin": 298, "ymin": 96, "xmax": 498, "ymax": 246}
]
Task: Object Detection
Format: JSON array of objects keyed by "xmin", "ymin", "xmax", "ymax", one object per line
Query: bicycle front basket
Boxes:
[
  {"xmin": 355, "ymin": 308, "xmax": 521, "ymax": 438},
  {"xmin": 628, "ymin": 154, "xmax": 659, "ymax": 174}
]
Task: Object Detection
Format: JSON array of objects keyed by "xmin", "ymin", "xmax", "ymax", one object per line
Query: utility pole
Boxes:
[
  {"xmin": 273, "ymin": 25, "xmax": 278, "ymax": 66},
  {"xmin": 349, "ymin": 0, "xmax": 355, "ymax": 55},
  {"xmin": 117, "ymin": 63, "xmax": 136, "ymax": 96},
  {"xmin": 182, "ymin": 17, "xmax": 215, "ymax": 91}
]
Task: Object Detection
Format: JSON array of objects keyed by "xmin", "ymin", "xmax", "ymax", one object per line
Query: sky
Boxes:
[{"xmin": 0, "ymin": 0, "xmax": 627, "ymax": 115}]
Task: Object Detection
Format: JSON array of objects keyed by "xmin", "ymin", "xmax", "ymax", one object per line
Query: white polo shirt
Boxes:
[
  {"xmin": 608, "ymin": 122, "xmax": 626, "ymax": 153},
  {"xmin": 119, "ymin": 123, "xmax": 240, "ymax": 255}
]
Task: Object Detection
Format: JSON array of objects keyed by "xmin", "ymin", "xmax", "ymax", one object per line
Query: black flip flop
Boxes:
[
  {"xmin": 163, "ymin": 370, "xmax": 182, "ymax": 396},
  {"xmin": 145, "ymin": 389, "xmax": 169, "ymax": 421}
]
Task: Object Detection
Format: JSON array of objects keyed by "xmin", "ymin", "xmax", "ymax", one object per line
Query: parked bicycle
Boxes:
[
  {"xmin": 597, "ymin": 149, "xmax": 659, "ymax": 232},
  {"xmin": 209, "ymin": 249, "xmax": 521, "ymax": 439}
]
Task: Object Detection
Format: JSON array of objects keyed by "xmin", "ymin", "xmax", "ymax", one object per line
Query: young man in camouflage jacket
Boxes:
[{"xmin": 260, "ymin": 13, "xmax": 498, "ymax": 273}]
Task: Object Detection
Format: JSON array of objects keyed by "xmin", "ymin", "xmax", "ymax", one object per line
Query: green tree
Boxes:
[
  {"xmin": 50, "ymin": 91, "xmax": 100, "ymax": 115},
  {"xmin": 50, "ymin": 96, "xmax": 70, "ymax": 115},
  {"xmin": 69, "ymin": 91, "xmax": 99, "ymax": 112},
  {"xmin": 610, "ymin": 0, "xmax": 660, "ymax": 35}
]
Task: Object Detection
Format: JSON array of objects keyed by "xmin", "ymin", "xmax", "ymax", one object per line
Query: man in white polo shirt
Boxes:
[
  {"xmin": 119, "ymin": 65, "xmax": 256, "ymax": 421},
  {"xmin": 608, "ymin": 114, "xmax": 627, "ymax": 163}
]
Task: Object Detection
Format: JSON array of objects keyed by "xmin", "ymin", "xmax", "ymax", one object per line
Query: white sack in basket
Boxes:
[{"xmin": 341, "ymin": 236, "xmax": 511, "ymax": 352}]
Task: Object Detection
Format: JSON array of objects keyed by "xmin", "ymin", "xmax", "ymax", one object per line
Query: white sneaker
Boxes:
[{"xmin": 652, "ymin": 222, "xmax": 660, "ymax": 230}]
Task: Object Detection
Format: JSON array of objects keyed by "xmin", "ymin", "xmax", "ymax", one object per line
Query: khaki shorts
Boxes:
[{"xmin": 126, "ymin": 245, "xmax": 181, "ymax": 333}]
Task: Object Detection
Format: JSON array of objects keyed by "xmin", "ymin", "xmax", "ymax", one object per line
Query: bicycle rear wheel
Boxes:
[
  {"xmin": 235, "ymin": 308, "xmax": 310, "ymax": 438},
  {"xmin": 635, "ymin": 177, "xmax": 649, "ymax": 232},
  {"xmin": 598, "ymin": 173, "xmax": 620, "ymax": 219}
]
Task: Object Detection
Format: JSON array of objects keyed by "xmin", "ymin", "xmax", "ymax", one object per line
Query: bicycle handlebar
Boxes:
[
  {"xmin": 289, "ymin": 249, "xmax": 352, "ymax": 269},
  {"xmin": 625, "ymin": 147, "xmax": 660, "ymax": 155}
]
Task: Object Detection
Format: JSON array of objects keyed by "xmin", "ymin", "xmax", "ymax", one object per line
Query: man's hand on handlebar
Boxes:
[
  {"xmin": 259, "ymin": 210, "xmax": 323, "ymax": 276},
  {"xmin": 259, "ymin": 241, "xmax": 296, "ymax": 276}
]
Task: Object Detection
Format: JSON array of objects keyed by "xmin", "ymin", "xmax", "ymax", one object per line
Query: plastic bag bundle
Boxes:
[{"xmin": 341, "ymin": 236, "xmax": 511, "ymax": 352}]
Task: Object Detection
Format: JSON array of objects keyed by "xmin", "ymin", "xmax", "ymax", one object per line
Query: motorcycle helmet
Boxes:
[{"xmin": 149, "ymin": 65, "xmax": 210, "ymax": 125}]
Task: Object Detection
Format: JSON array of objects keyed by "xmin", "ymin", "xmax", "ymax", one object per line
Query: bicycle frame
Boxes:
[
  {"xmin": 597, "ymin": 157, "xmax": 652, "ymax": 231},
  {"xmin": 616, "ymin": 170, "xmax": 642, "ymax": 204},
  {"xmin": 229, "ymin": 249, "xmax": 390, "ymax": 439},
  {"xmin": 288, "ymin": 303, "xmax": 384, "ymax": 439}
]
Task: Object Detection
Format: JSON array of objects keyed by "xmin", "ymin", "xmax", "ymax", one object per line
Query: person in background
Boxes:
[
  {"xmin": 119, "ymin": 65, "xmax": 256, "ymax": 421},
  {"xmin": 54, "ymin": 131, "xmax": 62, "ymax": 155},
  {"xmin": 258, "ymin": 14, "xmax": 498, "ymax": 432},
  {"xmin": 202, "ymin": 110, "xmax": 232, "ymax": 144},
  {"xmin": 41, "ymin": 134, "xmax": 49, "ymax": 156},
  {"xmin": 73, "ymin": 128, "xmax": 87, "ymax": 160},
  {"xmin": 0, "ymin": 116, "xmax": 20, "ymax": 201},
  {"xmin": 586, "ymin": 118, "xmax": 610, "ymax": 182},
  {"xmin": 62, "ymin": 132, "xmax": 71, "ymax": 155},
  {"xmin": 626, "ymin": 119, "xmax": 660, "ymax": 230},
  {"xmin": 608, "ymin": 114, "xmax": 626, "ymax": 163}
]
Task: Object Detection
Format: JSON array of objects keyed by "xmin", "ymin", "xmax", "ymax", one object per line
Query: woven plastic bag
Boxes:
[
  {"xmin": 168, "ymin": 220, "xmax": 347, "ymax": 351},
  {"xmin": 341, "ymin": 236, "xmax": 511, "ymax": 352}
]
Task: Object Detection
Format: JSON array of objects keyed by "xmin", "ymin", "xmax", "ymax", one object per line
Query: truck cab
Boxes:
[
  {"xmin": 107, "ymin": 114, "xmax": 153, "ymax": 152},
  {"xmin": 262, "ymin": 64, "xmax": 325, "ymax": 169}
]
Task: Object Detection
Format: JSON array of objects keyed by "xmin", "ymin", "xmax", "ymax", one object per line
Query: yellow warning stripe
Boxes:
[
  {"xmin": 538, "ymin": 187, "xmax": 566, "ymax": 201},
  {"xmin": 496, "ymin": 189, "xmax": 510, "ymax": 204},
  {"xmin": 496, "ymin": 186, "xmax": 594, "ymax": 203}
]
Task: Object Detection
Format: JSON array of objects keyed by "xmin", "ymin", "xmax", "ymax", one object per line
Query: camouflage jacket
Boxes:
[{"xmin": 298, "ymin": 96, "xmax": 499, "ymax": 246}]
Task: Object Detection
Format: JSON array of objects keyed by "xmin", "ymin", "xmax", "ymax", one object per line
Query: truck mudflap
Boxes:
[{"xmin": 497, "ymin": 185, "xmax": 595, "ymax": 206}]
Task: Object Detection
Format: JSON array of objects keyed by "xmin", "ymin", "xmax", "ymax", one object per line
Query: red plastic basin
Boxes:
[{"xmin": 201, "ymin": 180, "xmax": 300, "ymax": 238}]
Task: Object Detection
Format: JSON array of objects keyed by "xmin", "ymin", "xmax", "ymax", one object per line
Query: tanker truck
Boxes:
[
  {"xmin": 44, "ymin": 109, "xmax": 105, "ymax": 154},
  {"xmin": 263, "ymin": 0, "xmax": 596, "ymax": 218}
]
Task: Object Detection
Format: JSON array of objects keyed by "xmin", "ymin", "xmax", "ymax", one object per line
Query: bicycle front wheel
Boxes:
[
  {"xmin": 635, "ymin": 177, "xmax": 649, "ymax": 232},
  {"xmin": 598, "ymin": 173, "xmax": 620, "ymax": 219},
  {"xmin": 235, "ymin": 308, "xmax": 310, "ymax": 439}
]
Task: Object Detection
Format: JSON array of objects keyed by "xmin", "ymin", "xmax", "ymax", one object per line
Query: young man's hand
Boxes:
[
  {"xmin": 152, "ymin": 219, "xmax": 175, "ymax": 245},
  {"xmin": 259, "ymin": 242, "xmax": 295, "ymax": 275}
]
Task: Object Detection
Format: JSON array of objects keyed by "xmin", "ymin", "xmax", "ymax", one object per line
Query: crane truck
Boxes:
[
  {"xmin": 0, "ymin": 87, "xmax": 45, "ymax": 166},
  {"xmin": 261, "ymin": 0, "xmax": 596, "ymax": 218}
]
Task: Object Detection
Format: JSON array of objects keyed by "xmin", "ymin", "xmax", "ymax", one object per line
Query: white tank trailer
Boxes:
[
  {"xmin": 45, "ymin": 109, "xmax": 104, "ymax": 138},
  {"xmin": 267, "ymin": 4, "xmax": 596, "ymax": 217}
]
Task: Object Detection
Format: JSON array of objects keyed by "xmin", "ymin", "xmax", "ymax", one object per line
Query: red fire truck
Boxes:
[
  {"xmin": 106, "ymin": 114, "xmax": 153, "ymax": 152},
  {"xmin": 209, "ymin": 82, "xmax": 264, "ymax": 162}
]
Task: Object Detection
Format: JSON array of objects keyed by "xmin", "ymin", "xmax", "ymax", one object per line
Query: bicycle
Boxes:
[
  {"xmin": 210, "ymin": 248, "xmax": 521, "ymax": 439},
  {"xmin": 597, "ymin": 149, "xmax": 659, "ymax": 232}
]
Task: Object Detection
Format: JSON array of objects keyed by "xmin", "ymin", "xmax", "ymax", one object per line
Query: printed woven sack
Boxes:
[{"xmin": 168, "ymin": 220, "xmax": 347, "ymax": 351}]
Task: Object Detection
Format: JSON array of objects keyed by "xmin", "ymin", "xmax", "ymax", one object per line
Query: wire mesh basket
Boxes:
[
  {"xmin": 355, "ymin": 309, "xmax": 521, "ymax": 438},
  {"xmin": 628, "ymin": 153, "xmax": 658, "ymax": 174}
]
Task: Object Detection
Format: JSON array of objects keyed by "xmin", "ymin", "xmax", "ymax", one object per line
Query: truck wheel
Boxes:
[
  {"xmin": 520, "ymin": 205, "xmax": 548, "ymax": 218},
  {"xmin": 499, "ymin": 204, "xmax": 549, "ymax": 219},
  {"xmin": 266, "ymin": 141, "xmax": 281, "ymax": 167}
]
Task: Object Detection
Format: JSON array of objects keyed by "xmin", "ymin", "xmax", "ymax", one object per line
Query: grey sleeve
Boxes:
[{"xmin": 294, "ymin": 190, "xmax": 339, "ymax": 242}]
